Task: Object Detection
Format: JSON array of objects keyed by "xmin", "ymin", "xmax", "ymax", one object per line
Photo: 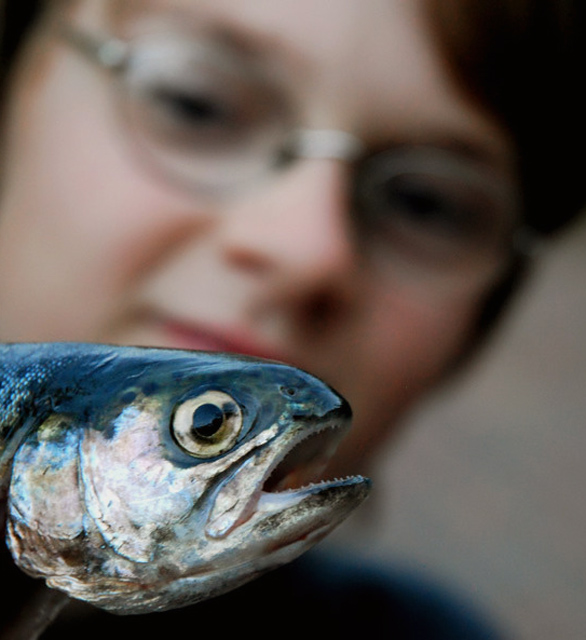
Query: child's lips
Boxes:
[{"xmin": 154, "ymin": 315, "xmax": 290, "ymax": 364}]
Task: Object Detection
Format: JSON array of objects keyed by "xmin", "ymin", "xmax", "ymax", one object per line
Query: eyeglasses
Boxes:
[{"xmin": 59, "ymin": 22, "xmax": 524, "ymax": 291}]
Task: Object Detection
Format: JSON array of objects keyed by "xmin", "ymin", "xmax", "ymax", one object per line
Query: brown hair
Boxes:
[
  {"xmin": 429, "ymin": 0, "xmax": 586, "ymax": 236},
  {"xmin": 0, "ymin": 1, "xmax": 43, "ymax": 89}
]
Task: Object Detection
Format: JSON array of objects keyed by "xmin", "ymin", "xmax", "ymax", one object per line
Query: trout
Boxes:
[{"xmin": 0, "ymin": 343, "xmax": 369, "ymax": 625}]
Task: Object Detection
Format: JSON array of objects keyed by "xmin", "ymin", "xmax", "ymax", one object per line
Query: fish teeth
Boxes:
[{"xmin": 260, "ymin": 422, "xmax": 346, "ymax": 494}]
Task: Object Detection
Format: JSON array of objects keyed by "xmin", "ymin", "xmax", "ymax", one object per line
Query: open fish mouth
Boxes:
[
  {"xmin": 205, "ymin": 414, "xmax": 370, "ymax": 543},
  {"xmin": 262, "ymin": 426, "xmax": 344, "ymax": 493},
  {"xmin": 258, "ymin": 422, "xmax": 366, "ymax": 513}
]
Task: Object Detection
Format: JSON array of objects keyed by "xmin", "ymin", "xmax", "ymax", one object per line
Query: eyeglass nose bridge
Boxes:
[{"xmin": 281, "ymin": 129, "xmax": 365, "ymax": 165}]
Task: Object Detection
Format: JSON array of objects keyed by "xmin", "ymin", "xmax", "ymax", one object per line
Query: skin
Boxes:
[{"xmin": 0, "ymin": 0, "xmax": 516, "ymax": 477}]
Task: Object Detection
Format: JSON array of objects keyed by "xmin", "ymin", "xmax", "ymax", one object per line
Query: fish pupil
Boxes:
[{"xmin": 192, "ymin": 403, "xmax": 225, "ymax": 438}]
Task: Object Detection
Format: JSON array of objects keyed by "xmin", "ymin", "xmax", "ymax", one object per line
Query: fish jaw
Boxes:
[{"xmin": 102, "ymin": 479, "xmax": 370, "ymax": 615}]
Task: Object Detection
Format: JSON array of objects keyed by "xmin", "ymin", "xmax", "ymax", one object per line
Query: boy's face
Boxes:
[{"xmin": 0, "ymin": 0, "xmax": 517, "ymax": 476}]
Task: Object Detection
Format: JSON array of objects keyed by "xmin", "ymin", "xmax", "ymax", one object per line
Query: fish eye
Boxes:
[{"xmin": 171, "ymin": 390, "xmax": 243, "ymax": 458}]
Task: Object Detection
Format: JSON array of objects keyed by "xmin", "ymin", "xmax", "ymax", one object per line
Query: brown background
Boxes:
[{"xmin": 331, "ymin": 218, "xmax": 586, "ymax": 639}]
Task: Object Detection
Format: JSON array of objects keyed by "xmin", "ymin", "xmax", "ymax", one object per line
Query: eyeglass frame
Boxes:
[{"xmin": 55, "ymin": 21, "xmax": 536, "ymax": 292}]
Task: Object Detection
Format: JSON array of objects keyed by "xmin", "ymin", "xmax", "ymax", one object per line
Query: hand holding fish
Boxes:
[{"xmin": 0, "ymin": 343, "xmax": 369, "ymax": 637}]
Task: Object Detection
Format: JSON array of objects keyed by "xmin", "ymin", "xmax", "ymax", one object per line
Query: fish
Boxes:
[{"xmin": 0, "ymin": 342, "xmax": 369, "ymax": 617}]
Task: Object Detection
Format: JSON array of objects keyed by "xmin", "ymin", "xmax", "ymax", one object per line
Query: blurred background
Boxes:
[{"xmin": 331, "ymin": 217, "xmax": 586, "ymax": 639}]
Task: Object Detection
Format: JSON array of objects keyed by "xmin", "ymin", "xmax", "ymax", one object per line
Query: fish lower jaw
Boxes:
[{"xmin": 257, "ymin": 474, "xmax": 369, "ymax": 511}]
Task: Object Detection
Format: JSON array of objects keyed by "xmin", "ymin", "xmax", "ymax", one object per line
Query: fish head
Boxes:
[{"xmin": 7, "ymin": 349, "xmax": 369, "ymax": 613}]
